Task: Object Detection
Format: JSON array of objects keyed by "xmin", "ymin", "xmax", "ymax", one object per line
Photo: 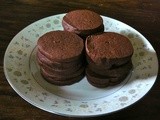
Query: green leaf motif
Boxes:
[
  {"xmin": 139, "ymin": 52, "xmax": 145, "ymax": 56},
  {"xmin": 53, "ymin": 19, "xmax": 59, "ymax": 24},
  {"xmin": 7, "ymin": 68, "xmax": 12, "ymax": 72},
  {"xmin": 17, "ymin": 50, "xmax": 23, "ymax": 55},
  {"xmin": 119, "ymin": 96, "xmax": 128, "ymax": 102},
  {"xmin": 13, "ymin": 71, "xmax": 22, "ymax": 76},
  {"xmin": 80, "ymin": 104, "xmax": 88, "ymax": 108},
  {"xmin": 21, "ymin": 80, "xmax": 29, "ymax": 85}
]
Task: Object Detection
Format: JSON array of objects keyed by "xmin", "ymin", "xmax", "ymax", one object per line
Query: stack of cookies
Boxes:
[
  {"xmin": 37, "ymin": 31, "xmax": 84, "ymax": 86},
  {"xmin": 62, "ymin": 9, "xmax": 104, "ymax": 39},
  {"xmin": 85, "ymin": 32, "xmax": 134, "ymax": 88},
  {"xmin": 36, "ymin": 9, "xmax": 134, "ymax": 88}
]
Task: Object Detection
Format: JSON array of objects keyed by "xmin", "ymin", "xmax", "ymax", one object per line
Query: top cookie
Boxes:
[
  {"xmin": 85, "ymin": 32, "xmax": 134, "ymax": 65},
  {"xmin": 62, "ymin": 9, "xmax": 104, "ymax": 37},
  {"xmin": 37, "ymin": 31, "xmax": 84, "ymax": 62}
]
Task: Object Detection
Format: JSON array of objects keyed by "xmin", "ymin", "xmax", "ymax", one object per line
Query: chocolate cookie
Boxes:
[
  {"xmin": 41, "ymin": 70, "xmax": 85, "ymax": 86},
  {"xmin": 62, "ymin": 9, "xmax": 104, "ymax": 38},
  {"xmin": 85, "ymin": 32, "xmax": 134, "ymax": 68},
  {"xmin": 86, "ymin": 67, "xmax": 128, "ymax": 88},
  {"xmin": 37, "ymin": 31, "xmax": 84, "ymax": 62},
  {"xmin": 37, "ymin": 50, "xmax": 83, "ymax": 69},
  {"xmin": 86, "ymin": 53, "xmax": 131, "ymax": 69},
  {"xmin": 40, "ymin": 64, "xmax": 84, "ymax": 79},
  {"xmin": 88, "ymin": 61, "xmax": 133, "ymax": 77}
]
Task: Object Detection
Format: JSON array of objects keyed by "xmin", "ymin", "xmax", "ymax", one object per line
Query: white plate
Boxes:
[{"xmin": 4, "ymin": 14, "xmax": 158, "ymax": 117}]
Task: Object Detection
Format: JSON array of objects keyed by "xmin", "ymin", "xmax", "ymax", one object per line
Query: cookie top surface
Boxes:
[
  {"xmin": 37, "ymin": 31, "xmax": 84, "ymax": 61},
  {"xmin": 62, "ymin": 9, "xmax": 103, "ymax": 31},
  {"xmin": 86, "ymin": 32, "xmax": 134, "ymax": 61}
]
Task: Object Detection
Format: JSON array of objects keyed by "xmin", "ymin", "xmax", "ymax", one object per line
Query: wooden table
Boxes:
[{"xmin": 0, "ymin": 0, "xmax": 160, "ymax": 119}]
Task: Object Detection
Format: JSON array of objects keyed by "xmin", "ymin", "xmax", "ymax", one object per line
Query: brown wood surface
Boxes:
[{"xmin": 0, "ymin": 0, "xmax": 160, "ymax": 120}]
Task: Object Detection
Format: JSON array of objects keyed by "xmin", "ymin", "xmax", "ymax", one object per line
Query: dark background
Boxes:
[{"xmin": 0, "ymin": 0, "xmax": 160, "ymax": 120}]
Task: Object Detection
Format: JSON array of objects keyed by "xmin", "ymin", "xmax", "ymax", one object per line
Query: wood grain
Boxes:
[{"xmin": 0, "ymin": 0, "xmax": 160, "ymax": 119}]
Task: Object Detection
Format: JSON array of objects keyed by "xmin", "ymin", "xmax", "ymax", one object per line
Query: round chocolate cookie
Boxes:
[
  {"xmin": 37, "ymin": 50, "xmax": 83, "ymax": 69},
  {"xmin": 40, "ymin": 64, "xmax": 84, "ymax": 79},
  {"xmin": 37, "ymin": 31, "xmax": 84, "ymax": 62},
  {"xmin": 88, "ymin": 61, "xmax": 133, "ymax": 77},
  {"xmin": 86, "ymin": 67, "xmax": 128, "ymax": 88},
  {"xmin": 62, "ymin": 9, "xmax": 104, "ymax": 38},
  {"xmin": 37, "ymin": 55, "xmax": 83, "ymax": 75},
  {"xmin": 86, "ymin": 53, "xmax": 131, "ymax": 69},
  {"xmin": 85, "ymin": 32, "xmax": 134, "ymax": 67},
  {"xmin": 41, "ymin": 70, "xmax": 85, "ymax": 86}
]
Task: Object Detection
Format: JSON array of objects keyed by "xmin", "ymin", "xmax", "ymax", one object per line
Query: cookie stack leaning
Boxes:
[
  {"xmin": 85, "ymin": 32, "xmax": 134, "ymax": 88},
  {"xmin": 37, "ymin": 31, "xmax": 85, "ymax": 86},
  {"xmin": 62, "ymin": 9, "xmax": 104, "ymax": 39}
]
